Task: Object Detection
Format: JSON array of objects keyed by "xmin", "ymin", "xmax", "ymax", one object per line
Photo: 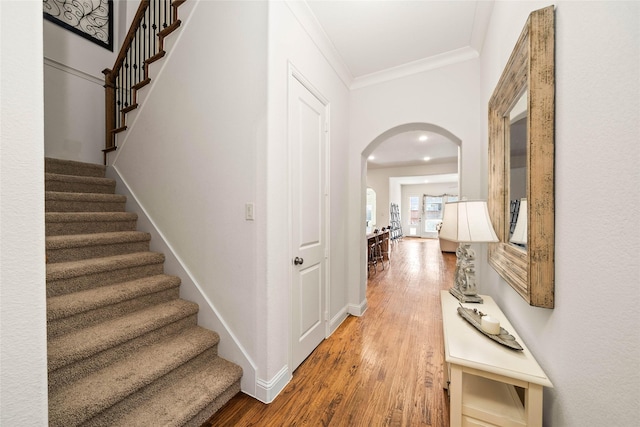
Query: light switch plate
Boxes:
[{"xmin": 245, "ymin": 203, "xmax": 255, "ymax": 221}]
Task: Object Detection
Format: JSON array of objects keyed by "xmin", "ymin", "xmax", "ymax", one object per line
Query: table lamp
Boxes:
[{"xmin": 439, "ymin": 200, "xmax": 498, "ymax": 303}]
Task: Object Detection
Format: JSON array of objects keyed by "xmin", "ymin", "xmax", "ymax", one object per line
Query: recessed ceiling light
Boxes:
[
  {"xmin": 423, "ymin": 156, "xmax": 431, "ymax": 161},
  {"xmin": 419, "ymin": 135, "xmax": 428, "ymax": 142},
  {"xmin": 368, "ymin": 155, "xmax": 375, "ymax": 160}
]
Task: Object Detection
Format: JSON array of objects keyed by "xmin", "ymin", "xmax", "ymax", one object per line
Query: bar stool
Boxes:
[
  {"xmin": 373, "ymin": 231, "xmax": 385, "ymax": 271},
  {"xmin": 379, "ymin": 228, "xmax": 390, "ymax": 266},
  {"xmin": 368, "ymin": 235, "xmax": 378, "ymax": 276}
]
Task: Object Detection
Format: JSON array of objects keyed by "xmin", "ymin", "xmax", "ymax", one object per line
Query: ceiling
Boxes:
[
  {"xmin": 305, "ymin": 0, "xmax": 494, "ymax": 180},
  {"xmin": 366, "ymin": 129, "xmax": 458, "ymax": 169},
  {"xmin": 306, "ymin": 0, "xmax": 492, "ymax": 80}
]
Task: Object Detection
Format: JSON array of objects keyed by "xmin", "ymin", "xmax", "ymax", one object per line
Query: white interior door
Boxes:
[
  {"xmin": 407, "ymin": 194, "xmax": 421, "ymax": 236},
  {"xmin": 422, "ymin": 195, "xmax": 442, "ymax": 239},
  {"xmin": 289, "ymin": 73, "xmax": 328, "ymax": 371}
]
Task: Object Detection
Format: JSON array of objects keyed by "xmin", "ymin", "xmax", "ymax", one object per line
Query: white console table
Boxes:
[{"xmin": 440, "ymin": 291, "xmax": 552, "ymax": 427}]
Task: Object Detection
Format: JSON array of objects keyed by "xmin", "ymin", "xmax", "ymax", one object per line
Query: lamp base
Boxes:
[{"xmin": 449, "ymin": 287, "xmax": 483, "ymax": 304}]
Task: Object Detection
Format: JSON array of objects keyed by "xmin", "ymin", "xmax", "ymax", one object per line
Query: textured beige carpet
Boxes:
[{"xmin": 45, "ymin": 157, "xmax": 242, "ymax": 426}]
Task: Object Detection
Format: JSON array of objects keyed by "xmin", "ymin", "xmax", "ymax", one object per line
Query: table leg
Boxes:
[
  {"xmin": 449, "ymin": 364, "xmax": 463, "ymax": 427},
  {"xmin": 525, "ymin": 383, "xmax": 543, "ymax": 426}
]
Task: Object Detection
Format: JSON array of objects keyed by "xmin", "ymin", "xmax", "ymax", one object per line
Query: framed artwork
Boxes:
[{"xmin": 43, "ymin": 0, "xmax": 113, "ymax": 51}]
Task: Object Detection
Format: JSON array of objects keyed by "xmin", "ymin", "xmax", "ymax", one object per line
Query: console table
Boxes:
[{"xmin": 440, "ymin": 291, "xmax": 552, "ymax": 427}]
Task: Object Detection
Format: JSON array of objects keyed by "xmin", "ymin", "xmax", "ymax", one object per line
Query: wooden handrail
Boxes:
[
  {"xmin": 102, "ymin": 0, "xmax": 185, "ymax": 164},
  {"xmin": 105, "ymin": 1, "xmax": 150, "ymax": 83}
]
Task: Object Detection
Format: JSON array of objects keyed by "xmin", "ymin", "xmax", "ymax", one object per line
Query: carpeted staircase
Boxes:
[{"xmin": 45, "ymin": 157, "xmax": 242, "ymax": 426}]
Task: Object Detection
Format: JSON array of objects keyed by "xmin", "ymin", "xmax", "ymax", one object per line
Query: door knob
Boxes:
[{"xmin": 293, "ymin": 257, "xmax": 304, "ymax": 265}]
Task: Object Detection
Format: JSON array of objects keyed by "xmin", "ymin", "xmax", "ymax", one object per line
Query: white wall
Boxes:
[
  {"xmin": 264, "ymin": 0, "xmax": 351, "ymax": 399},
  {"xmin": 349, "ymin": 58, "xmax": 482, "ymax": 312},
  {"xmin": 367, "ymin": 162, "xmax": 458, "ymax": 227},
  {"xmin": 479, "ymin": 1, "xmax": 640, "ymax": 425},
  {"xmin": 0, "ymin": 1, "xmax": 48, "ymax": 425},
  {"xmin": 110, "ymin": 0, "xmax": 266, "ymax": 395},
  {"xmin": 110, "ymin": 0, "xmax": 352, "ymax": 403},
  {"xmin": 43, "ymin": 0, "xmax": 133, "ymax": 163}
]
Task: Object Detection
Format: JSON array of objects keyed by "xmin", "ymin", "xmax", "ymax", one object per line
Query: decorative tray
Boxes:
[{"xmin": 457, "ymin": 306, "xmax": 523, "ymax": 351}]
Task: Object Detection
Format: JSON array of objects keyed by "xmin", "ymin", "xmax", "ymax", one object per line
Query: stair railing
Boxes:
[{"xmin": 102, "ymin": 0, "xmax": 186, "ymax": 164}]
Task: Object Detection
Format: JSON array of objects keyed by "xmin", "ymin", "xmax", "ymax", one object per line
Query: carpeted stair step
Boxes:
[
  {"xmin": 47, "ymin": 274, "xmax": 182, "ymax": 339},
  {"xmin": 46, "ymin": 251, "xmax": 165, "ymax": 297},
  {"xmin": 46, "ymin": 172, "xmax": 116, "ymax": 194},
  {"xmin": 46, "ymin": 212, "xmax": 138, "ymax": 236},
  {"xmin": 46, "ymin": 157, "xmax": 106, "ymax": 178},
  {"xmin": 46, "ymin": 231, "xmax": 151, "ymax": 263},
  {"xmin": 48, "ymin": 299, "xmax": 200, "ymax": 392},
  {"xmin": 46, "ymin": 191, "xmax": 127, "ymax": 213},
  {"xmin": 83, "ymin": 352, "xmax": 242, "ymax": 427},
  {"xmin": 48, "ymin": 325, "xmax": 223, "ymax": 427},
  {"xmin": 43, "ymin": 156, "xmax": 243, "ymax": 424}
]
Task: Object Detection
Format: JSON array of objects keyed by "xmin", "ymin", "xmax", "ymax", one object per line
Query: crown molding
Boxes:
[
  {"xmin": 350, "ymin": 47, "xmax": 479, "ymax": 90},
  {"xmin": 284, "ymin": 0, "xmax": 354, "ymax": 89},
  {"xmin": 470, "ymin": 0, "xmax": 495, "ymax": 54}
]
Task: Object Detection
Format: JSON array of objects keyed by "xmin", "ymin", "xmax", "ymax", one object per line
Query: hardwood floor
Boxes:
[{"xmin": 206, "ymin": 237, "xmax": 455, "ymax": 426}]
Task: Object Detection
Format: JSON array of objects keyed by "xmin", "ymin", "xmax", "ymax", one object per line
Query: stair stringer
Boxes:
[
  {"xmin": 105, "ymin": 165, "xmax": 258, "ymax": 397},
  {"xmin": 108, "ymin": 0, "xmax": 197, "ymax": 157}
]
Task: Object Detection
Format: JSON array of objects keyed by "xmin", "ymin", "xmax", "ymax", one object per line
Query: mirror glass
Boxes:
[
  {"xmin": 508, "ymin": 91, "xmax": 527, "ymax": 250},
  {"xmin": 487, "ymin": 6, "xmax": 555, "ymax": 308}
]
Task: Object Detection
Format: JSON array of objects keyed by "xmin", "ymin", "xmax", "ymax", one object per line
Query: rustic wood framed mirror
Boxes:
[{"xmin": 488, "ymin": 6, "xmax": 555, "ymax": 308}]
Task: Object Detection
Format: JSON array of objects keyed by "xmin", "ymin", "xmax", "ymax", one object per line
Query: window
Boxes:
[
  {"xmin": 424, "ymin": 194, "xmax": 458, "ymax": 234},
  {"xmin": 366, "ymin": 188, "xmax": 376, "ymax": 228}
]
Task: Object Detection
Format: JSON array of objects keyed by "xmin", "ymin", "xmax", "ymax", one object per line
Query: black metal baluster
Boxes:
[
  {"xmin": 117, "ymin": 68, "xmax": 124, "ymax": 128},
  {"xmin": 137, "ymin": 28, "xmax": 142, "ymax": 83},
  {"xmin": 136, "ymin": 27, "xmax": 141, "ymax": 86},
  {"xmin": 128, "ymin": 48, "xmax": 133, "ymax": 104},
  {"xmin": 151, "ymin": 0, "xmax": 157, "ymax": 55},
  {"xmin": 141, "ymin": 11, "xmax": 147, "ymax": 82},
  {"xmin": 132, "ymin": 34, "xmax": 137, "ymax": 88},
  {"xmin": 124, "ymin": 51, "xmax": 130, "ymax": 109},
  {"xmin": 163, "ymin": 0, "xmax": 168, "ymax": 29}
]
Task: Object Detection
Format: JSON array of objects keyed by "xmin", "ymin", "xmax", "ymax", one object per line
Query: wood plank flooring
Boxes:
[{"xmin": 206, "ymin": 237, "xmax": 455, "ymax": 426}]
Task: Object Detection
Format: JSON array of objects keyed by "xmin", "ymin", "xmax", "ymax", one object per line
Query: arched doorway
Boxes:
[{"xmin": 360, "ymin": 122, "xmax": 461, "ymax": 280}]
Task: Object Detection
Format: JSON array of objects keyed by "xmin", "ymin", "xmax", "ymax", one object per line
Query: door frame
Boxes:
[{"xmin": 287, "ymin": 64, "xmax": 331, "ymax": 372}]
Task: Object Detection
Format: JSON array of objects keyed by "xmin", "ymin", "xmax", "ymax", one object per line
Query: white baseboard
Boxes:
[
  {"xmin": 347, "ymin": 298, "xmax": 368, "ymax": 317},
  {"xmin": 255, "ymin": 365, "xmax": 291, "ymax": 404},
  {"xmin": 329, "ymin": 306, "xmax": 349, "ymax": 336}
]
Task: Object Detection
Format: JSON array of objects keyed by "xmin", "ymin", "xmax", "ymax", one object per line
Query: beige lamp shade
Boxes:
[{"xmin": 439, "ymin": 200, "xmax": 499, "ymax": 243}]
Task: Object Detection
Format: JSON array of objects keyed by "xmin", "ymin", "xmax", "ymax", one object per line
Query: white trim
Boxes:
[
  {"xmin": 284, "ymin": 0, "xmax": 353, "ymax": 89},
  {"xmin": 348, "ymin": 298, "xmax": 368, "ymax": 317},
  {"xmin": 329, "ymin": 306, "xmax": 349, "ymax": 336},
  {"xmin": 470, "ymin": 0, "xmax": 495, "ymax": 54},
  {"xmin": 284, "ymin": 0, "xmax": 488, "ymax": 91},
  {"xmin": 105, "ymin": 165, "xmax": 258, "ymax": 397},
  {"xmin": 323, "ymin": 99, "xmax": 332, "ymax": 340},
  {"xmin": 43, "ymin": 56, "xmax": 103, "ymax": 85},
  {"xmin": 350, "ymin": 47, "xmax": 479, "ymax": 90},
  {"xmin": 255, "ymin": 365, "xmax": 291, "ymax": 404}
]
